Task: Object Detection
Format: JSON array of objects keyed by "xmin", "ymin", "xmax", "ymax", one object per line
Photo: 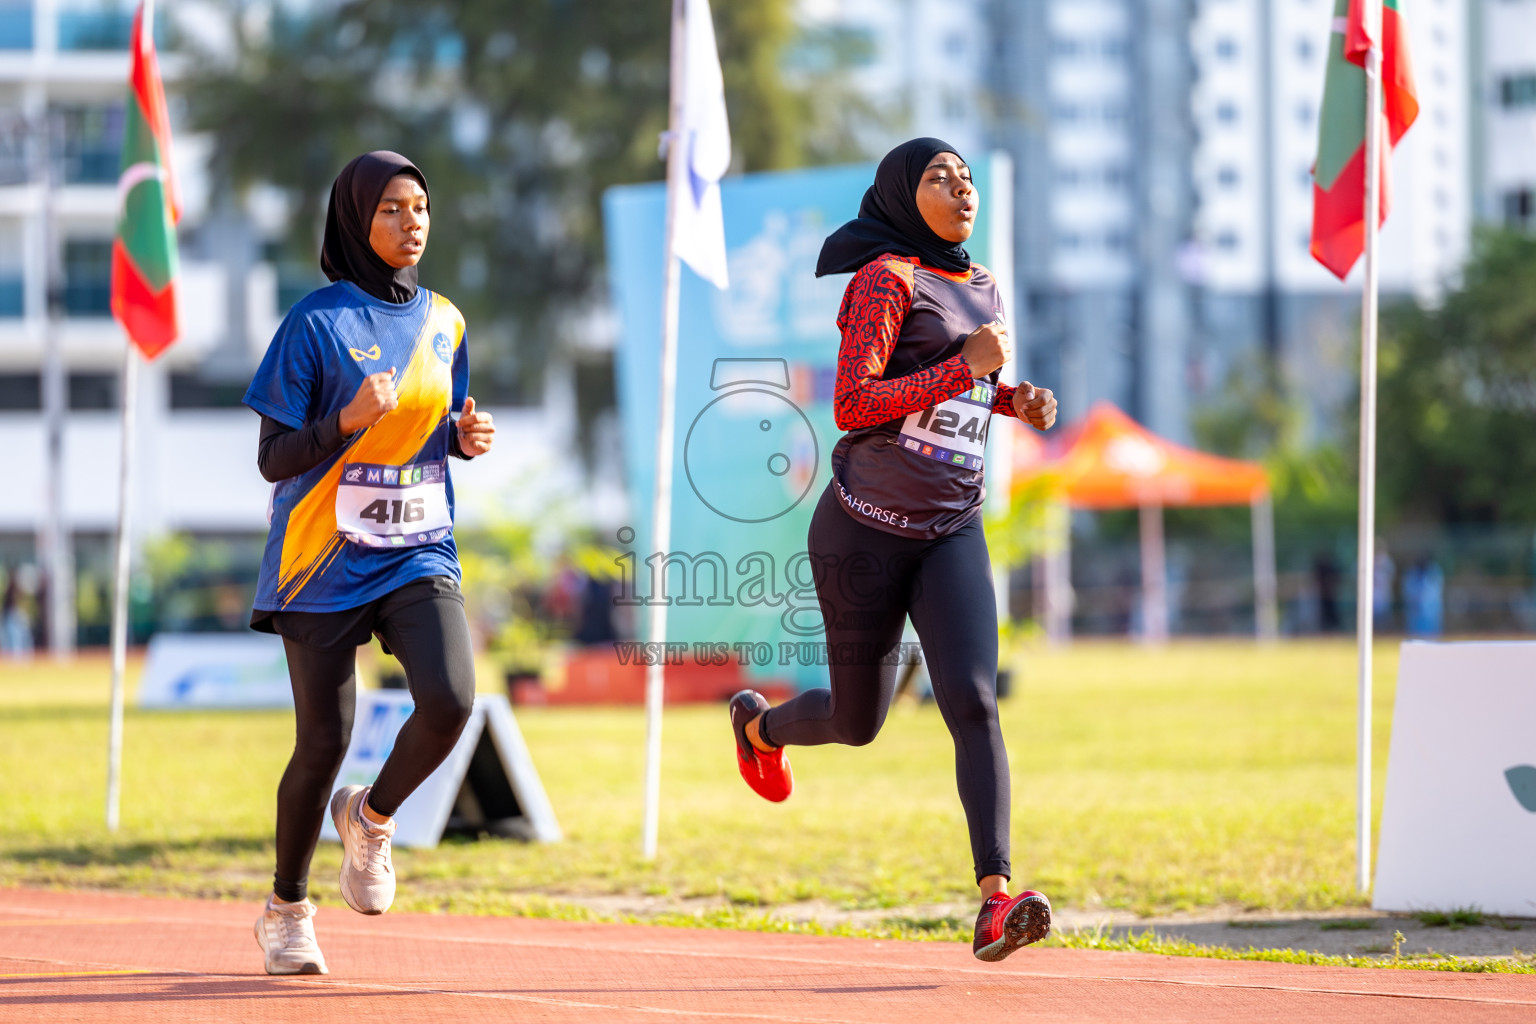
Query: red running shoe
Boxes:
[
  {"xmin": 972, "ymin": 890, "xmax": 1051, "ymax": 962},
  {"xmin": 729, "ymin": 690, "xmax": 793, "ymax": 802}
]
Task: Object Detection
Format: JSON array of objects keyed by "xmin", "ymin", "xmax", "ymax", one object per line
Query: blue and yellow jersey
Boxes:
[{"xmin": 244, "ymin": 281, "xmax": 469, "ymax": 614}]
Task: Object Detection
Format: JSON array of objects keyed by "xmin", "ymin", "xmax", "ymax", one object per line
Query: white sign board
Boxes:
[
  {"xmin": 1374, "ymin": 641, "xmax": 1536, "ymax": 916},
  {"xmin": 137, "ymin": 632, "xmax": 292, "ymax": 709},
  {"xmin": 321, "ymin": 691, "xmax": 561, "ymax": 849}
]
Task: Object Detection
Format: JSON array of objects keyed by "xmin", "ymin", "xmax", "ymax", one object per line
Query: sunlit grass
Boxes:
[{"xmin": 0, "ymin": 640, "xmax": 1398, "ymax": 919}]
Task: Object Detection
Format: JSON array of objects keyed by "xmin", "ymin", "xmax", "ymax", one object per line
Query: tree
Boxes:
[
  {"xmin": 188, "ymin": 0, "xmax": 864, "ymax": 401},
  {"xmin": 1190, "ymin": 352, "xmax": 1354, "ymax": 541},
  {"xmin": 1376, "ymin": 229, "xmax": 1536, "ymax": 525}
]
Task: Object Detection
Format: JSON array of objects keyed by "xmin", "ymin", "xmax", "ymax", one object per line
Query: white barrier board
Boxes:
[
  {"xmin": 1374, "ymin": 641, "xmax": 1536, "ymax": 916},
  {"xmin": 137, "ymin": 632, "xmax": 292, "ymax": 709},
  {"xmin": 320, "ymin": 691, "xmax": 561, "ymax": 849}
]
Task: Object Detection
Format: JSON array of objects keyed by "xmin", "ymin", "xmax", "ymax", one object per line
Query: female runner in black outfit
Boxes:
[{"xmin": 728, "ymin": 138, "xmax": 1059, "ymax": 962}]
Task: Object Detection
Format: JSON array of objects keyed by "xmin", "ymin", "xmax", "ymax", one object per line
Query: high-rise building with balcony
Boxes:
[
  {"xmin": 0, "ymin": 1, "xmax": 554, "ymax": 647},
  {"xmin": 1476, "ymin": 0, "xmax": 1536, "ymax": 229},
  {"xmin": 1187, "ymin": 0, "xmax": 1470, "ymax": 431},
  {"xmin": 806, "ymin": 0, "xmax": 1473, "ymax": 442}
]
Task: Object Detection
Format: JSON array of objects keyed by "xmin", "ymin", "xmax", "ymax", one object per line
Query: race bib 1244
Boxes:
[
  {"xmin": 335, "ymin": 459, "xmax": 452, "ymax": 548},
  {"xmin": 896, "ymin": 380, "xmax": 994, "ymax": 471}
]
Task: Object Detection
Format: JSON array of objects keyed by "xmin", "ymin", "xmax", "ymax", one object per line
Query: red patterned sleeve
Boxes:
[
  {"xmin": 833, "ymin": 258, "xmax": 975, "ymax": 430},
  {"xmin": 992, "ymin": 384, "xmax": 1019, "ymax": 419}
]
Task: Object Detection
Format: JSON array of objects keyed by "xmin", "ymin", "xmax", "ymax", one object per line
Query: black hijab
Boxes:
[
  {"xmin": 815, "ymin": 137, "xmax": 972, "ymax": 277},
  {"xmin": 320, "ymin": 150, "xmax": 430, "ymax": 304}
]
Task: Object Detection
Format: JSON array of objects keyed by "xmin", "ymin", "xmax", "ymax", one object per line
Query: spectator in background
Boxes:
[
  {"xmin": 1314, "ymin": 552, "xmax": 1342, "ymax": 632},
  {"xmin": 2, "ymin": 565, "xmax": 35, "ymax": 659},
  {"xmin": 574, "ymin": 574, "xmax": 618, "ymax": 646},
  {"xmin": 1404, "ymin": 557, "xmax": 1445, "ymax": 637},
  {"xmin": 1373, "ymin": 545, "xmax": 1396, "ymax": 631}
]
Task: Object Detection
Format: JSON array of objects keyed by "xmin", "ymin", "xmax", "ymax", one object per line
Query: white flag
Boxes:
[{"xmin": 670, "ymin": 0, "xmax": 730, "ymax": 290}]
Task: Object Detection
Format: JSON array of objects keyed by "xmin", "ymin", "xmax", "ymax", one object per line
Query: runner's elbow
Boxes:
[{"xmin": 256, "ymin": 452, "xmax": 284, "ymax": 484}]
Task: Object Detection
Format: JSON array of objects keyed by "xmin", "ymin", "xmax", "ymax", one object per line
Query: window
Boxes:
[
  {"xmin": 1499, "ymin": 75, "xmax": 1536, "ymax": 108},
  {"xmin": 170, "ymin": 374, "xmax": 250, "ymax": 410},
  {"xmin": 1103, "ymin": 164, "xmax": 1130, "ymax": 187},
  {"xmin": 57, "ymin": 3, "xmax": 135, "ymax": 51},
  {"xmin": 1296, "ymin": 37, "xmax": 1314, "ymax": 62},
  {"xmin": 53, "ymin": 105, "xmax": 124, "ymax": 185},
  {"xmin": 0, "ymin": 128, "xmax": 25, "ymax": 187},
  {"xmin": 0, "ymin": 219, "xmax": 21, "ymax": 316},
  {"xmin": 1051, "ymin": 37, "xmax": 1080, "ymax": 58},
  {"xmin": 1299, "ymin": 167, "xmax": 1314, "ymax": 190},
  {"xmin": 1216, "ymin": 102, "xmax": 1239, "ymax": 124},
  {"xmin": 63, "ymin": 239, "xmax": 112, "ymax": 317},
  {"xmin": 1053, "ymin": 102, "xmax": 1081, "ymax": 122},
  {"xmin": 1215, "ymin": 37, "xmax": 1238, "ymax": 60},
  {"xmin": 1296, "ymin": 101, "xmax": 1315, "ymax": 126},
  {"xmin": 0, "ymin": 374, "xmax": 40, "ymax": 411},
  {"xmin": 945, "ymin": 32, "xmax": 965, "ymax": 58},
  {"xmin": 0, "ymin": 2, "xmax": 32, "ymax": 49},
  {"xmin": 1217, "ymin": 166, "xmax": 1240, "ymax": 188},
  {"xmin": 1102, "ymin": 37, "xmax": 1128, "ymax": 59},
  {"xmin": 1102, "ymin": 102, "xmax": 1127, "ymax": 123},
  {"xmin": 1104, "ymin": 229, "xmax": 1130, "ymax": 251},
  {"xmin": 1055, "ymin": 166, "xmax": 1082, "ymax": 187},
  {"xmin": 1503, "ymin": 188, "xmax": 1534, "ymax": 229},
  {"xmin": 1056, "ymin": 231, "xmax": 1083, "ymax": 251},
  {"xmin": 263, "ymin": 241, "xmax": 326, "ymax": 312},
  {"xmin": 69, "ymin": 373, "xmax": 117, "ymax": 411},
  {"xmin": 1216, "ymin": 231, "xmax": 1240, "ymax": 250}
]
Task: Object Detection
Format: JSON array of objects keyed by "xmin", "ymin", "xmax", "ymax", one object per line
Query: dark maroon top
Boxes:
[{"xmin": 829, "ymin": 254, "xmax": 1021, "ymax": 539}]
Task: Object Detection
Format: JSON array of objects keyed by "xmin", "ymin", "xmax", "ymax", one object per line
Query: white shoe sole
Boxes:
[
  {"xmin": 330, "ymin": 785, "xmax": 394, "ymax": 916},
  {"xmin": 254, "ymin": 915, "xmax": 328, "ymax": 975}
]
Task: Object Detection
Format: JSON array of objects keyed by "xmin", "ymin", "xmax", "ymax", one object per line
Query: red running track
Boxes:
[{"xmin": 1, "ymin": 888, "xmax": 1532, "ymax": 1023}]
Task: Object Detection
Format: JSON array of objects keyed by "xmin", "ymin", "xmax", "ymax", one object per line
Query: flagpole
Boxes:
[
  {"xmin": 641, "ymin": 0, "xmax": 688, "ymax": 861},
  {"xmin": 1355, "ymin": 0, "xmax": 1384, "ymax": 894},
  {"xmin": 106, "ymin": 0, "xmax": 158, "ymax": 833},
  {"xmin": 105, "ymin": 340, "xmax": 138, "ymax": 832}
]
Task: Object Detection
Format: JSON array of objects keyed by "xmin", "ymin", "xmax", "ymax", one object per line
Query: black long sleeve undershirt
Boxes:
[{"xmin": 256, "ymin": 413, "xmax": 472, "ymax": 484}]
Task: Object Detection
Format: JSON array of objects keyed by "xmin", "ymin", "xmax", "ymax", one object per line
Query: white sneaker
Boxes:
[
  {"xmin": 330, "ymin": 784, "xmax": 396, "ymax": 915},
  {"xmin": 254, "ymin": 896, "xmax": 328, "ymax": 975}
]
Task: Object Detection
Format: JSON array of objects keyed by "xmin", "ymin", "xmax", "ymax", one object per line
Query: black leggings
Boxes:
[
  {"xmin": 761, "ymin": 484, "xmax": 1010, "ymax": 882},
  {"xmin": 268, "ymin": 576, "xmax": 476, "ymax": 903}
]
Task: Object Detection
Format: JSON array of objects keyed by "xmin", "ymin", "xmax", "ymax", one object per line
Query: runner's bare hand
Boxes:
[
  {"xmin": 457, "ymin": 396, "xmax": 495, "ymax": 456},
  {"xmin": 960, "ymin": 322, "xmax": 1011, "ymax": 377},
  {"xmin": 339, "ymin": 369, "xmax": 398, "ymax": 434},
  {"xmin": 1012, "ymin": 382, "xmax": 1057, "ymax": 431}
]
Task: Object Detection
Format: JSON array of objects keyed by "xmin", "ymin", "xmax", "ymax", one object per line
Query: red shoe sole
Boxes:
[
  {"xmin": 736, "ymin": 745, "xmax": 793, "ymax": 802},
  {"xmin": 974, "ymin": 892, "xmax": 1051, "ymax": 962}
]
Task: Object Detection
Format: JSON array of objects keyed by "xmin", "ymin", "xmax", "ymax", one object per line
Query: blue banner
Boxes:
[{"xmin": 603, "ymin": 161, "xmax": 997, "ymax": 688}]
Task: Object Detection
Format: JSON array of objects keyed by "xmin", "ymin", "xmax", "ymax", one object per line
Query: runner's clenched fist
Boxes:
[
  {"xmin": 339, "ymin": 369, "xmax": 398, "ymax": 434},
  {"xmin": 1012, "ymin": 382, "xmax": 1057, "ymax": 431},
  {"xmin": 456, "ymin": 396, "xmax": 495, "ymax": 456}
]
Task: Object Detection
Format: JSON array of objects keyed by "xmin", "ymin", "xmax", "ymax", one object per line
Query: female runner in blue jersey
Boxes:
[
  {"xmin": 728, "ymin": 138, "xmax": 1059, "ymax": 963},
  {"xmin": 243, "ymin": 151, "xmax": 495, "ymax": 975}
]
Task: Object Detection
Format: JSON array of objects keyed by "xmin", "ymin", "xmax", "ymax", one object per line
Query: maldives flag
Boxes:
[
  {"xmin": 111, "ymin": 1, "xmax": 180, "ymax": 359},
  {"xmin": 1310, "ymin": 0, "xmax": 1419, "ymax": 280}
]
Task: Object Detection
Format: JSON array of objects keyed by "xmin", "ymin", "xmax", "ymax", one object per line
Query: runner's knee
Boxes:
[
  {"xmin": 831, "ymin": 708, "xmax": 884, "ymax": 747},
  {"xmin": 292, "ymin": 724, "xmax": 351, "ymax": 777},
  {"xmin": 411, "ymin": 674, "xmax": 474, "ymax": 739}
]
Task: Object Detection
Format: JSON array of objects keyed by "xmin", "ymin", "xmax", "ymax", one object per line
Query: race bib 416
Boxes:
[
  {"xmin": 336, "ymin": 459, "xmax": 452, "ymax": 548},
  {"xmin": 896, "ymin": 380, "xmax": 994, "ymax": 471}
]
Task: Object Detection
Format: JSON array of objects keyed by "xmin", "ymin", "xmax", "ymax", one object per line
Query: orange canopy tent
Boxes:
[{"xmin": 1011, "ymin": 402, "xmax": 1277, "ymax": 642}]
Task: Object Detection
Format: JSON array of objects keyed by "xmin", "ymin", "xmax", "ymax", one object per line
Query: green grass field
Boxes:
[{"xmin": 1, "ymin": 640, "xmax": 1397, "ymax": 922}]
